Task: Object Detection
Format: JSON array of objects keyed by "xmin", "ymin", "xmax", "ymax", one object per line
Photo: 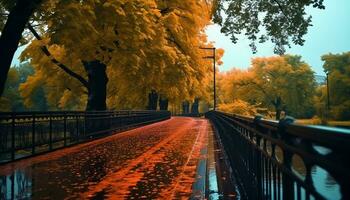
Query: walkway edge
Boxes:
[{"xmin": 210, "ymin": 121, "xmax": 241, "ymax": 199}]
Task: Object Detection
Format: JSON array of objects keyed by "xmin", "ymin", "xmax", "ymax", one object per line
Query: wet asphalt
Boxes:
[{"xmin": 0, "ymin": 117, "xmax": 208, "ymax": 200}]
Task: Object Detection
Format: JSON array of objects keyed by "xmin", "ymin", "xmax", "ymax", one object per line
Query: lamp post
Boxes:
[
  {"xmin": 200, "ymin": 47, "xmax": 216, "ymax": 111},
  {"xmin": 326, "ymin": 72, "xmax": 330, "ymax": 112}
]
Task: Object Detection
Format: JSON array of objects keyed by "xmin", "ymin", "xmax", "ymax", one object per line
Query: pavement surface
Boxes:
[{"xmin": 0, "ymin": 117, "xmax": 212, "ymax": 200}]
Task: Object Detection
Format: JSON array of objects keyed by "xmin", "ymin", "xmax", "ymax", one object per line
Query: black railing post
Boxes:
[
  {"xmin": 76, "ymin": 114, "xmax": 79, "ymax": 142},
  {"xmin": 109, "ymin": 112, "xmax": 112, "ymax": 130},
  {"xmin": 49, "ymin": 113, "xmax": 52, "ymax": 150},
  {"xmin": 254, "ymin": 115, "xmax": 263, "ymax": 199},
  {"xmin": 32, "ymin": 113, "xmax": 36, "ymax": 155},
  {"xmin": 279, "ymin": 116, "xmax": 295, "ymax": 200},
  {"xmin": 11, "ymin": 113, "xmax": 15, "ymax": 161},
  {"xmin": 64, "ymin": 112, "xmax": 67, "ymax": 147},
  {"xmin": 282, "ymin": 151, "xmax": 293, "ymax": 200},
  {"xmin": 84, "ymin": 112, "xmax": 87, "ymax": 137},
  {"xmin": 129, "ymin": 111, "xmax": 132, "ymax": 127},
  {"xmin": 10, "ymin": 173, "xmax": 14, "ymax": 200}
]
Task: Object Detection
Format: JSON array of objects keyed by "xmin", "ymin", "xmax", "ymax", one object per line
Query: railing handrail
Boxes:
[
  {"xmin": 0, "ymin": 110, "xmax": 171, "ymax": 164},
  {"xmin": 206, "ymin": 111, "xmax": 350, "ymax": 200},
  {"xmin": 0, "ymin": 110, "xmax": 166, "ymax": 116},
  {"xmin": 215, "ymin": 111, "xmax": 350, "ymax": 151}
]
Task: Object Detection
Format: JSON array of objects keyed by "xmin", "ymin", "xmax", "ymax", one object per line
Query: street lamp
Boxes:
[{"xmin": 200, "ymin": 47, "xmax": 216, "ymax": 111}]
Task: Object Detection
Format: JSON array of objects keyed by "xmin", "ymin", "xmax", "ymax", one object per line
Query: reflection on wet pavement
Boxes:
[{"xmin": 0, "ymin": 117, "xmax": 208, "ymax": 200}]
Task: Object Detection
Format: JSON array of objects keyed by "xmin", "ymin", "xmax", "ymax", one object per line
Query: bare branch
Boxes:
[{"xmin": 27, "ymin": 23, "xmax": 89, "ymax": 89}]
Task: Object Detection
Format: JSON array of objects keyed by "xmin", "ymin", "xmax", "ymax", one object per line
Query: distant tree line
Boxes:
[
  {"xmin": 0, "ymin": 62, "xmax": 48, "ymax": 111},
  {"xmin": 218, "ymin": 52, "xmax": 350, "ymax": 121}
]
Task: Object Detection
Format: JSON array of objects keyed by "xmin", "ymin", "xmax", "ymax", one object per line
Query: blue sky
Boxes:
[{"xmin": 205, "ymin": 0, "xmax": 350, "ymax": 75}]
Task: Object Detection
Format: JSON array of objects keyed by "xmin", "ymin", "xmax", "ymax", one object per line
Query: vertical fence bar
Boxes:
[
  {"xmin": 84, "ymin": 112, "xmax": 87, "ymax": 137},
  {"xmin": 277, "ymin": 168, "xmax": 281, "ymax": 199},
  {"xmin": 32, "ymin": 114, "xmax": 36, "ymax": 155},
  {"xmin": 49, "ymin": 113, "xmax": 52, "ymax": 150},
  {"xmin": 64, "ymin": 112, "xmax": 67, "ymax": 147},
  {"xmin": 306, "ymin": 190, "xmax": 310, "ymax": 200},
  {"xmin": 269, "ymin": 161, "xmax": 272, "ymax": 199},
  {"xmin": 282, "ymin": 151, "xmax": 294, "ymax": 200},
  {"xmin": 76, "ymin": 114, "xmax": 79, "ymax": 142},
  {"xmin": 297, "ymin": 183, "xmax": 301, "ymax": 200},
  {"xmin": 273, "ymin": 164, "xmax": 277, "ymax": 200},
  {"xmin": 280, "ymin": 117, "xmax": 295, "ymax": 200},
  {"xmin": 10, "ymin": 173, "xmax": 14, "ymax": 200},
  {"xmin": 109, "ymin": 112, "xmax": 112, "ymax": 130},
  {"xmin": 256, "ymin": 144, "xmax": 262, "ymax": 199},
  {"xmin": 262, "ymin": 155, "xmax": 265, "ymax": 199},
  {"xmin": 266, "ymin": 156, "xmax": 269, "ymax": 199},
  {"xmin": 254, "ymin": 116, "xmax": 263, "ymax": 199},
  {"xmin": 11, "ymin": 113, "xmax": 15, "ymax": 161}
]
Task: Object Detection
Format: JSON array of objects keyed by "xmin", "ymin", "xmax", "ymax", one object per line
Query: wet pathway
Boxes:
[{"xmin": 0, "ymin": 117, "xmax": 209, "ymax": 200}]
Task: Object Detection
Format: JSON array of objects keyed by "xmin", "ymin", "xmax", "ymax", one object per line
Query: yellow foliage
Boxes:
[
  {"xmin": 218, "ymin": 100, "xmax": 257, "ymax": 116},
  {"xmin": 19, "ymin": 72, "xmax": 45, "ymax": 108},
  {"xmin": 218, "ymin": 55, "xmax": 316, "ymax": 118},
  {"xmin": 20, "ymin": 0, "xmax": 220, "ymax": 110}
]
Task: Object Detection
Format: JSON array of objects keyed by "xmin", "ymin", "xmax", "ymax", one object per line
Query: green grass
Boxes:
[
  {"xmin": 295, "ymin": 118, "xmax": 322, "ymax": 125},
  {"xmin": 296, "ymin": 118, "xmax": 350, "ymax": 128},
  {"xmin": 327, "ymin": 121, "xmax": 350, "ymax": 127}
]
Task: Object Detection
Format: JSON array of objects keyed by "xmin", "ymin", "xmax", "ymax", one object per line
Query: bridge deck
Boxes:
[{"xmin": 0, "ymin": 117, "xmax": 236, "ymax": 199}]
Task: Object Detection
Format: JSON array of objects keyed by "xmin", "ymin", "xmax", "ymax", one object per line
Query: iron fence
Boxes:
[
  {"xmin": 206, "ymin": 111, "xmax": 350, "ymax": 200},
  {"xmin": 0, "ymin": 110, "xmax": 170, "ymax": 164}
]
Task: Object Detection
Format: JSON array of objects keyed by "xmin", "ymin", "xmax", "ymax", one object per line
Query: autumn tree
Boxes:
[
  {"xmin": 218, "ymin": 68, "xmax": 251, "ymax": 104},
  {"xmin": 0, "ymin": 62, "xmax": 47, "ymax": 111},
  {"xmin": 20, "ymin": 0, "xmax": 217, "ymax": 111},
  {"xmin": 0, "ymin": 0, "xmax": 44, "ymax": 96},
  {"xmin": 3, "ymin": 0, "xmax": 322, "ymax": 111},
  {"xmin": 217, "ymin": 68, "xmax": 259, "ymax": 115},
  {"xmin": 0, "ymin": 67, "xmax": 22, "ymax": 111},
  {"xmin": 111, "ymin": 0, "xmax": 216, "ymax": 110},
  {"xmin": 19, "ymin": 1, "xmax": 157, "ymax": 110},
  {"xmin": 218, "ymin": 55, "xmax": 316, "ymax": 120},
  {"xmin": 321, "ymin": 52, "xmax": 350, "ymax": 120},
  {"xmin": 313, "ymin": 85, "xmax": 327, "ymax": 120},
  {"xmin": 250, "ymin": 55, "xmax": 316, "ymax": 119},
  {"xmin": 0, "ymin": 0, "xmax": 326, "ymax": 102},
  {"xmin": 212, "ymin": 0, "xmax": 325, "ymax": 54},
  {"xmin": 218, "ymin": 99, "xmax": 257, "ymax": 116}
]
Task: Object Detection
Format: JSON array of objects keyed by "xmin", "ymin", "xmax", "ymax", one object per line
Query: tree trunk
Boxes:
[
  {"xmin": 272, "ymin": 97, "xmax": 283, "ymax": 120},
  {"xmin": 182, "ymin": 101, "xmax": 190, "ymax": 114},
  {"xmin": 159, "ymin": 97, "xmax": 168, "ymax": 110},
  {"xmin": 147, "ymin": 90, "xmax": 158, "ymax": 110},
  {"xmin": 191, "ymin": 98, "xmax": 199, "ymax": 114},
  {"xmin": 276, "ymin": 108, "xmax": 282, "ymax": 120},
  {"xmin": 0, "ymin": 0, "xmax": 42, "ymax": 96},
  {"xmin": 83, "ymin": 60, "xmax": 108, "ymax": 111}
]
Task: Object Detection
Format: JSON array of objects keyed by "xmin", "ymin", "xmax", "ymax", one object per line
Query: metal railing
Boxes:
[
  {"xmin": 206, "ymin": 111, "xmax": 350, "ymax": 200},
  {"xmin": 0, "ymin": 110, "xmax": 170, "ymax": 164}
]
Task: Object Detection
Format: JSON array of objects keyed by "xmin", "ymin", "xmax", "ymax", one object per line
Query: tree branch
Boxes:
[
  {"xmin": 271, "ymin": 0, "xmax": 292, "ymax": 24},
  {"xmin": 238, "ymin": 80, "xmax": 268, "ymax": 96},
  {"xmin": 166, "ymin": 30, "xmax": 188, "ymax": 55},
  {"xmin": 27, "ymin": 23, "xmax": 89, "ymax": 89}
]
